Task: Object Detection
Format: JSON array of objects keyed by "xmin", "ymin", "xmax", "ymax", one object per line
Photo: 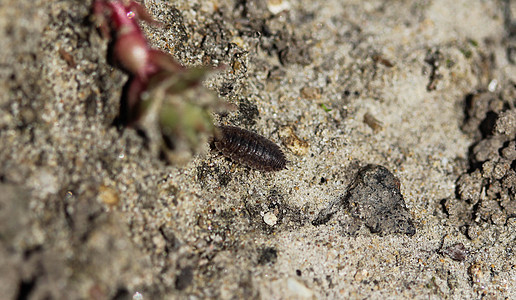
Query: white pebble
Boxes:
[
  {"xmin": 287, "ymin": 278, "xmax": 313, "ymax": 298},
  {"xmin": 488, "ymin": 79, "xmax": 498, "ymax": 92},
  {"xmin": 263, "ymin": 212, "xmax": 278, "ymax": 226},
  {"xmin": 267, "ymin": 0, "xmax": 291, "ymax": 14}
]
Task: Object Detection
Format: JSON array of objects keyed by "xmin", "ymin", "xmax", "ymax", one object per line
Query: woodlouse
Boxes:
[{"xmin": 213, "ymin": 125, "xmax": 287, "ymax": 171}]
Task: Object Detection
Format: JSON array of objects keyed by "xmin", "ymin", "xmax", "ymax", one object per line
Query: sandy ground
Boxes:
[{"xmin": 1, "ymin": 0, "xmax": 516, "ymax": 299}]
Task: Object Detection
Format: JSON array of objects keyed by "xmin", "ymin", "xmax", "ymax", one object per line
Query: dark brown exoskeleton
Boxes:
[{"xmin": 213, "ymin": 126, "xmax": 287, "ymax": 171}]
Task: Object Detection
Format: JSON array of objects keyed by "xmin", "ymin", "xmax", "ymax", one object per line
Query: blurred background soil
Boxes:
[{"xmin": 1, "ymin": 0, "xmax": 515, "ymax": 299}]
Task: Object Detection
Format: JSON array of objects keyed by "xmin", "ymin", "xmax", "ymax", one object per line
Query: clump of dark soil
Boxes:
[{"xmin": 448, "ymin": 86, "xmax": 516, "ymax": 232}]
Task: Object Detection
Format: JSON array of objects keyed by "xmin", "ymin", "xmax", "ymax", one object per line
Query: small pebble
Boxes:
[
  {"xmin": 468, "ymin": 261, "xmax": 485, "ymax": 284},
  {"xmin": 31, "ymin": 169, "xmax": 59, "ymax": 198},
  {"xmin": 287, "ymin": 278, "xmax": 313, "ymax": 298},
  {"xmin": 354, "ymin": 269, "xmax": 369, "ymax": 282},
  {"xmin": 267, "ymin": 0, "xmax": 291, "ymax": 14},
  {"xmin": 363, "ymin": 112, "xmax": 383, "ymax": 133},
  {"xmin": 300, "ymin": 86, "xmax": 321, "ymax": 99},
  {"xmin": 443, "ymin": 243, "xmax": 467, "ymax": 261},
  {"xmin": 97, "ymin": 185, "xmax": 119, "ymax": 206},
  {"xmin": 133, "ymin": 292, "xmax": 143, "ymax": 300},
  {"xmin": 487, "ymin": 79, "xmax": 498, "ymax": 92},
  {"xmin": 264, "ymin": 212, "xmax": 278, "ymax": 226},
  {"xmin": 313, "ymin": 164, "xmax": 416, "ymax": 236},
  {"xmin": 278, "ymin": 126, "xmax": 309, "ymax": 156}
]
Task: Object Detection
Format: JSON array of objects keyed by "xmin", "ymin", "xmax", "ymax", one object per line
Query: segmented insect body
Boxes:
[{"xmin": 214, "ymin": 126, "xmax": 287, "ymax": 171}]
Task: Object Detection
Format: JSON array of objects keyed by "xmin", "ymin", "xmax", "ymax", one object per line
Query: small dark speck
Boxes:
[
  {"xmin": 111, "ymin": 288, "xmax": 130, "ymax": 300},
  {"xmin": 236, "ymin": 99, "xmax": 259, "ymax": 126},
  {"xmin": 175, "ymin": 266, "xmax": 194, "ymax": 290},
  {"xmin": 218, "ymin": 173, "xmax": 232, "ymax": 186},
  {"xmin": 296, "ymin": 269, "xmax": 302, "ymax": 276},
  {"xmin": 219, "ymin": 81, "xmax": 234, "ymax": 96},
  {"xmin": 258, "ymin": 247, "xmax": 278, "ymax": 265}
]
